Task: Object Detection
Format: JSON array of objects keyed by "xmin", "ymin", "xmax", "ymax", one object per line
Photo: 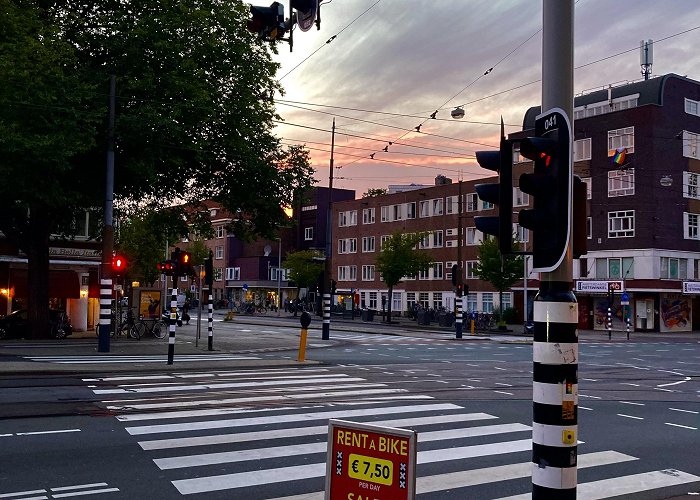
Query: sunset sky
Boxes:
[{"xmin": 270, "ymin": 0, "xmax": 700, "ymax": 196}]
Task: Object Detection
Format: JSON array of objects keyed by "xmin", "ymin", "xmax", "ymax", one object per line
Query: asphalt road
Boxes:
[{"xmin": 0, "ymin": 322, "xmax": 698, "ymax": 499}]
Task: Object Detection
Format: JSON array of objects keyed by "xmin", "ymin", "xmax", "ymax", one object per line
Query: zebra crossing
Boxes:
[{"xmin": 86, "ymin": 367, "xmax": 700, "ymax": 499}]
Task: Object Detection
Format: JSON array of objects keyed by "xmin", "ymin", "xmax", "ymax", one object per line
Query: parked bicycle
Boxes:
[{"xmin": 138, "ymin": 315, "xmax": 167, "ymax": 339}]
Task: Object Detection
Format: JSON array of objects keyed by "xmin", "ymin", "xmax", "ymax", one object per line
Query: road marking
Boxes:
[
  {"xmin": 617, "ymin": 414, "xmax": 643, "ymax": 420},
  {"xmin": 658, "ymin": 376, "xmax": 691, "ymax": 388},
  {"xmin": 664, "ymin": 422, "xmax": 697, "ymax": 430},
  {"xmin": 669, "ymin": 407, "xmax": 699, "ymax": 414},
  {"xmin": 619, "ymin": 401, "xmax": 644, "ymax": 406},
  {"xmin": 494, "ymin": 391, "xmax": 514, "ymax": 396},
  {"xmin": 620, "ymin": 382, "xmax": 640, "ymax": 387},
  {"xmin": 14, "ymin": 429, "xmax": 81, "ymax": 436},
  {"xmin": 579, "ymin": 406, "xmax": 593, "ymax": 411},
  {"xmin": 0, "ymin": 489, "xmax": 47, "ymax": 498}
]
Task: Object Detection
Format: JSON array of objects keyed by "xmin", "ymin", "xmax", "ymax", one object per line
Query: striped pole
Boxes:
[
  {"xmin": 626, "ymin": 313, "xmax": 631, "ymax": 341},
  {"xmin": 98, "ymin": 278, "xmax": 112, "ymax": 352},
  {"xmin": 532, "ymin": 282, "xmax": 578, "ymax": 499},
  {"xmin": 454, "ymin": 295, "xmax": 463, "ymax": 339},
  {"xmin": 167, "ymin": 286, "xmax": 177, "ymax": 365},
  {"xmin": 607, "ymin": 304, "xmax": 612, "ymax": 340},
  {"xmin": 207, "ymin": 292, "xmax": 214, "ymax": 351},
  {"xmin": 322, "ymin": 293, "xmax": 331, "ymax": 340}
]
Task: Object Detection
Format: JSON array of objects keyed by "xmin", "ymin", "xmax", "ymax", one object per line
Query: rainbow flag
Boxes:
[{"xmin": 613, "ymin": 147, "xmax": 627, "ymax": 165}]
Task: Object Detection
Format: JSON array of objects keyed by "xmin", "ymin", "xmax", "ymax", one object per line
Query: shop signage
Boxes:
[
  {"xmin": 575, "ymin": 280, "xmax": 624, "ymax": 293},
  {"xmin": 325, "ymin": 419, "xmax": 417, "ymax": 500},
  {"xmin": 682, "ymin": 282, "xmax": 700, "ymax": 294},
  {"xmin": 49, "ymin": 247, "xmax": 101, "ymax": 259}
]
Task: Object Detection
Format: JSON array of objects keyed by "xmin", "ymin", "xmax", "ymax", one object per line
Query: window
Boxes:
[
  {"xmin": 684, "ymin": 172, "xmax": 699, "ymax": 200},
  {"xmin": 432, "ymin": 293, "xmax": 443, "ymax": 310},
  {"xmin": 500, "ymin": 293, "xmax": 512, "ymax": 311},
  {"xmin": 466, "ymin": 193, "xmax": 478, "ymax": 212},
  {"xmin": 480, "ymin": 199, "xmax": 494, "ymax": 210},
  {"xmin": 608, "ymin": 168, "xmax": 635, "ymax": 197},
  {"xmin": 419, "ymin": 200, "xmax": 430, "ymax": 217},
  {"xmin": 446, "ymin": 195, "xmax": 458, "ymax": 214},
  {"xmin": 362, "ymin": 236, "xmax": 375, "ymax": 252},
  {"xmin": 302, "ymin": 204, "xmax": 317, "ymax": 211},
  {"xmin": 214, "ymin": 268, "xmax": 223, "ymax": 281},
  {"xmin": 445, "ymin": 261, "xmax": 456, "ymax": 281},
  {"xmin": 432, "ymin": 230, "xmax": 443, "ymax": 248},
  {"xmin": 405, "ymin": 202, "xmax": 416, "ymax": 219},
  {"xmin": 225, "ymin": 267, "xmax": 240, "ymax": 280},
  {"xmin": 339, "ymin": 212, "xmax": 347, "ymax": 227},
  {"xmin": 338, "ymin": 210, "xmax": 357, "ymax": 227},
  {"xmin": 418, "ymin": 292, "xmax": 429, "ymax": 308},
  {"xmin": 418, "ymin": 267, "xmax": 430, "ymax": 280},
  {"xmin": 587, "ymin": 217, "xmax": 592, "ymax": 239},
  {"xmin": 573, "ymin": 138, "xmax": 592, "ymax": 161},
  {"xmin": 466, "ymin": 293, "xmax": 477, "ymax": 313},
  {"xmin": 608, "ymin": 127, "xmax": 634, "ymax": 155},
  {"xmin": 215, "ymin": 225, "xmax": 225, "ymax": 238},
  {"xmin": 682, "ymin": 131, "xmax": 699, "ymax": 159},
  {"xmin": 684, "ymin": 212, "xmax": 700, "ymax": 240},
  {"xmin": 432, "ymin": 198, "xmax": 443, "ymax": 216},
  {"xmin": 338, "ymin": 238, "xmax": 357, "ymax": 254},
  {"xmin": 304, "ymin": 227, "xmax": 313, "ymax": 241},
  {"xmin": 466, "ymin": 260, "xmax": 478, "ymax": 279},
  {"xmin": 513, "ymin": 188, "xmax": 529, "ymax": 207},
  {"xmin": 418, "ymin": 233, "xmax": 430, "ymax": 249},
  {"xmin": 380, "ymin": 235, "xmax": 390, "ymax": 250},
  {"xmin": 368, "ymin": 292, "xmax": 378, "ymax": 309},
  {"xmin": 337, "ymin": 265, "xmax": 357, "ymax": 281},
  {"xmin": 392, "ymin": 292, "xmax": 402, "ymax": 313},
  {"xmin": 660, "ymin": 257, "xmax": 688, "ymax": 279},
  {"xmin": 349, "ymin": 210, "xmax": 357, "ymax": 225},
  {"xmin": 392, "ymin": 204, "xmax": 403, "ymax": 221},
  {"xmin": 269, "ymin": 267, "xmax": 287, "ymax": 281},
  {"xmin": 466, "ymin": 227, "xmax": 481, "ymax": 245},
  {"xmin": 582, "ymin": 177, "xmax": 592, "ymax": 199},
  {"xmin": 482, "ymin": 293, "xmax": 494, "ymax": 313},
  {"xmin": 432, "ymin": 262, "xmax": 444, "ymax": 280},
  {"xmin": 514, "ymin": 224, "xmax": 529, "ymax": 244},
  {"xmin": 406, "ymin": 292, "xmax": 416, "ymax": 312},
  {"xmin": 595, "ymin": 257, "xmax": 634, "ymax": 279},
  {"xmin": 215, "ymin": 245, "xmax": 224, "ymax": 259},
  {"xmin": 381, "ymin": 206, "xmax": 390, "ymax": 222},
  {"xmin": 574, "ymin": 95, "xmax": 639, "ymax": 119},
  {"xmin": 608, "ymin": 210, "xmax": 634, "ymax": 238},
  {"xmin": 362, "ymin": 208, "xmax": 375, "ymax": 224},
  {"xmin": 362, "ymin": 265, "xmax": 375, "ymax": 281},
  {"xmin": 686, "ymin": 98, "xmax": 700, "ymax": 117}
]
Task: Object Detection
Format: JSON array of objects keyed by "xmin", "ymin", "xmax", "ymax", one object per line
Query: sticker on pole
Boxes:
[{"xmin": 325, "ymin": 419, "xmax": 417, "ymax": 500}]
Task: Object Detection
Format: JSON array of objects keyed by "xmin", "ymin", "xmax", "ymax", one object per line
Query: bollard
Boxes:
[
  {"xmin": 607, "ymin": 306, "xmax": 612, "ymax": 340},
  {"xmin": 470, "ymin": 319, "xmax": 475, "ymax": 335},
  {"xmin": 167, "ymin": 287, "xmax": 177, "ymax": 365},
  {"xmin": 298, "ymin": 311, "xmax": 311, "ymax": 362},
  {"xmin": 626, "ymin": 316, "xmax": 631, "ymax": 341}
]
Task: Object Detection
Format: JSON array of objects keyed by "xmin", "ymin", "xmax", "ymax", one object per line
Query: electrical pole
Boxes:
[
  {"xmin": 322, "ymin": 119, "xmax": 335, "ymax": 340},
  {"xmin": 532, "ymin": 1, "xmax": 577, "ymax": 499}
]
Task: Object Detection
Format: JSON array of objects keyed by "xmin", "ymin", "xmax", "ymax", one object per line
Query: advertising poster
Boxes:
[
  {"xmin": 660, "ymin": 294, "xmax": 691, "ymax": 332},
  {"xmin": 139, "ymin": 290, "xmax": 162, "ymax": 319}
]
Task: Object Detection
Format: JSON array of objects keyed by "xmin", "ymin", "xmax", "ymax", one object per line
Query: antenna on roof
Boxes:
[{"xmin": 640, "ymin": 39, "xmax": 653, "ymax": 80}]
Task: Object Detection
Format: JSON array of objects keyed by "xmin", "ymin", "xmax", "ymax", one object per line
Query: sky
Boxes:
[{"xmin": 270, "ymin": 0, "xmax": 700, "ymax": 196}]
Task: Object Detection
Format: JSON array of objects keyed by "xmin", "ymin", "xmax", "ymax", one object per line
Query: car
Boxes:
[{"xmin": 0, "ymin": 309, "xmax": 73, "ymax": 340}]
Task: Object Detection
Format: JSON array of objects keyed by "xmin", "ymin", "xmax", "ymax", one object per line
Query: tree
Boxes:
[
  {"xmin": 473, "ymin": 237, "xmax": 523, "ymax": 324},
  {"xmin": 375, "ymin": 232, "xmax": 433, "ymax": 322},
  {"xmin": 0, "ymin": 1, "xmax": 314, "ymax": 337},
  {"xmin": 283, "ymin": 250, "xmax": 324, "ymax": 302},
  {"xmin": 362, "ymin": 188, "xmax": 388, "ymax": 198}
]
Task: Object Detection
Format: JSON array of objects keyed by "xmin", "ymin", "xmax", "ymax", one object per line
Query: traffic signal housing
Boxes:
[
  {"xmin": 248, "ymin": 2, "xmax": 286, "ymax": 41},
  {"xmin": 157, "ymin": 260, "xmax": 176, "ymax": 277},
  {"xmin": 204, "ymin": 251, "xmax": 214, "ymax": 287},
  {"xmin": 112, "ymin": 255, "xmax": 127, "ymax": 278},
  {"xmin": 178, "ymin": 250, "xmax": 193, "ymax": 277},
  {"xmin": 518, "ymin": 108, "xmax": 572, "ymax": 272},
  {"xmin": 474, "ymin": 118, "xmax": 513, "ymax": 255}
]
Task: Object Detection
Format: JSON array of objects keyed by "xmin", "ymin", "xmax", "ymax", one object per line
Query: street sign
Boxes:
[
  {"xmin": 243, "ymin": 283, "xmax": 249, "ymax": 291},
  {"xmin": 575, "ymin": 280, "xmax": 623, "ymax": 293},
  {"xmin": 682, "ymin": 281, "xmax": 700, "ymax": 294},
  {"xmin": 620, "ymin": 292, "xmax": 630, "ymax": 305},
  {"xmin": 325, "ymin": 419, "xmax": 417, "ymax": 500},
  {"xmin": 294, "ymin": 0, "xmax": 318, "ymax": 31}
]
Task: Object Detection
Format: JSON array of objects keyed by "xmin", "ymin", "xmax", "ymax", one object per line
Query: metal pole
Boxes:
[
  {"xmin": 322, "ymin": 118, "xmax": 335, "ymax": 340},
  {"xmin": 196, "ymin": 266, "xmax": 201, "ymax": 347},
  {"xmin": 98, "ymin": 75, "xmax": 116, "ymax": 353},
  {"xmin": 277, "ymin": 237, "xmax": 282, "ymax": 317},
  {"xmin": 455, "ymin": 180, "xmax": 463, "ymax": 339},
  {"xmin": 167, "ymin": 286, "xmax": 177, "ymax": 365},
  {"xmin": 532, "ymin": 2, "xmax": 577, "ymax": 499}
]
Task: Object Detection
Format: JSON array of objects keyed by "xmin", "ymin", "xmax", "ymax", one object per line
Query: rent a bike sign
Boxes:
[{"xmin": 325, "ymin": 419, "xmax": 417, "ymax": 500}]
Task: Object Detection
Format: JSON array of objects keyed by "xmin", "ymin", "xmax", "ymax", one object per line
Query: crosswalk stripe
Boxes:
[
  {"xmin": 111, "ymin": 388, "xmax": 412, "ymax": 411},
  {"xmin": 171, "ymin": 439, "xmax": 532, "ymax": 494},
  {"xmin": 139, "ymin": 414, "xmax": 506, "ymax": 451},
  {"xmin": 153, "ymin": 423, "xmax": 530, "ymax": 470},
  {"xmin": 267, "ymin": 451, "xmax": 638, "ymax": 500},
  {"xmin": 125, "ymin": 403, "xmax": 467, "ymax": 435},
  {"xmin": 112, "ymin": 370, "xmax": 333, "ymax": 385},
  {"xmin": 495, "ymin": 469, "xmax": 700, "ymax": 500},
  {"xmin": 27, "ymin": 355, "xmax": 259, "ymax": 364}
]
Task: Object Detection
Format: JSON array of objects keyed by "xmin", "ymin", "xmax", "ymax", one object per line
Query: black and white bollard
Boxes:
[
  {"xmin": 167, "ymin": 287, "xmax": 177, "ymax": 365},
  {"xmin": 207, "ymin": 296, "xmax": 214, "ymax": 351},
  {"xmin": 98, "ymin": 278, "xmax": 112, "ymax": 352},
  {"xmin": 532, "ymin": 282, "xmax": 578, "ymax": 499},
  {"xmin": 322, "ymin": 293, "xmax": 330, "ymax": 340},
  {"xmin": 607, "ymin": 305, "xmax": 612, "ymax": 340},
  {"xmin": 455, "ymin": 296, "xmax": 463, "ymax": 339}
]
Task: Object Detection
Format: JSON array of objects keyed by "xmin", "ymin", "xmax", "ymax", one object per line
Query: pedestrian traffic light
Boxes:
[
  {"xmin": 330, "ymin": 279, "xmax": 337, "ymax": 294},
  {"xmin": 157, "ymin": 261, "xmax": 175, "ymax": 276},
  {"xmin": 474, "ymin": 118, "xmax": 513, "ymax": 255},
  {"xmin": 112, "ymin": 255, "xmax": 127, "ymax": 277},
  {"xmin": 178, "ymin": 250, "xmax": 193, "ymax": 277},
  {"xmin": 518, "ymin": 108, "xmax": 572, "ymax": 272},
  {"xmin": 248, "ymin": 2, "xmax": 286, "ymax": 41},
  {"xmin": 456, "ymin": 282, "xmax": 464, "ymax": 297},
  {"xmin": 204, "ymin": 251, "xmax": 213, "ymax": 287}
]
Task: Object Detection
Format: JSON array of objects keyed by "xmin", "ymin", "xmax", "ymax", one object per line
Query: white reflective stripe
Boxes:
[
  {"xmin": 533, "ymin": 342, "xmax": 579, "ymax": 365},
  {"xmin": 532, "ymin": 463, "xmax": 577, "ymax": 489},
  {"xmin": 533, "ymin": 302, "xmax": 578, "ymax": 324},
  {"xmin": 533, "ymin": 381, "xmax": 578, "ymax": 405},
  {"xmin": 169, "ymin": 337, "xmax": 175, "ymax": 344},
  {"xmin": 532, "ymin": 422, "xmax": 579, "ymax": 448},
  {"xmin": 100, "ymin": 279, "xmax": 112, "ymax": 285}
]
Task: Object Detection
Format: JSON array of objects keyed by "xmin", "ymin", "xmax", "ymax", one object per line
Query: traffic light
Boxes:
[
  {"xmin": 451, "ymin": 264, "xmax": 459, "ymax": 286},
  {"xmin": 157, "ymin": 261, "xmax": 176, "ymax": 277},
  {"xmin": 456, "ymin": 282, "xmax": 464, "ymax": 297},
  {"xmin": 330, "ymin": 279, "xmax": 337, "ymax": 294},
  {"xmin": 474, "ymin": 118, "xmax": 513, "ymax": 255},
  {"xmin": 248, "ymin": 2, "xmax": 286, "ymax": 41},
  {"xmin": 178, "ymin": 250, "xmax": 193, "ymax": 277},
  {"xmin": 204, "ymin": 251, "xmax": 213, "ymax": 287},
  {"xmin": 518, "ymin": 108, "xmax": 572, "ymax": 272},
  {"xmin": 112, "ymin": 255, "xmax": 127, "ymax": 277},
  {"xmin": 170, "ymin": 248, "xmax": 181, "ymax": 277}
]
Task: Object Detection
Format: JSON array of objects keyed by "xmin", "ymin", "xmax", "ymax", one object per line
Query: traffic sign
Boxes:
[
  {"xmin": 620, "ymin": 292, "xmax": 630, "ymax": 305},
  {"xmin": 325, "ymin": 419, "xmax": 417, "ymax": 500}
]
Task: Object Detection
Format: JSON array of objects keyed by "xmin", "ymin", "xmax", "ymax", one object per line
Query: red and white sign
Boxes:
[{"xmin": 325, "ymin": 419, "xmax": 417, "ymax": 500}]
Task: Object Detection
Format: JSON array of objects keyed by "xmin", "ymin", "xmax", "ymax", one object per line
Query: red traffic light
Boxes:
[{"xmin": 112, "ymin": 255, "xmax": 126, "ymax": 270}]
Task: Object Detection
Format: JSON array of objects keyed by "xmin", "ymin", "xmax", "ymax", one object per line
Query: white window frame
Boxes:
[
  {"xmin": 573, "ymin": 138, "xmax": 592, "ymax": 161},
  {"xmin": 381, "ymin": 206, "xmax": 390, "ymax": 223},
  {"xmin": 466, "ymin": 227, "xmax": 482, "ymax": 245},
  {"xmin": 683, "ymin": 131, "xmax": 699, "ymax": 159},
  {"xmin": 513, "ymin": 187, "xmax": 529, "ymax": 207},
  {"xmin": 225, "ymin": 267, "xmax": 240, "ymax": 281},
  {"xmin": 432, "ymin": 198, "xmax": 444, "ymax": 216},
  {"xmin": 684, "ymin": 212, "xmax": 699, "ymax": 240},
  {"xmin": 607, "ymin": 126, "xmax": 634, "ymax": 155},
  {"xmin": 445, "ymin": 195, "xmax": 458, "ymax": 214},
  {"xmin": 482, "ymin": 293, "xmax": 494, "ymax": 313},
  {"xmin": 466, "ymin": 193, "xmax": 478, "ymax": 212},
  {"xmin": 683, "ymin": 172, "xmax": 699, "ymax": 200},
  {"xmin": 362, "ymin": 236, "xmax": 375, "ymax": 253},
  {"xmin": 419, "ymin": 200, "xmax": 430, "ymax": 217},
  {"xmin": 380, "ymin": 235, "xmax": 390, "ymax": 250},
  {"xmin": 362, "ymin": 265, "xmax": 375, "ymax": 281},
  {"xmin": 608, "ymin": 168, "xmax": 635, "ymax": 197},
  {"xmin": 432, "ymin": 230, "xmax": 443, "ymax": 248},
  {"xmin": 304, "ymin": 227, "xmax": 313, "ymax": 241},
  {"xmin": 686, "ymin": 98, "xmax": 700, "ymax": 117},
  {"xmin": 392, "ymin": 204, "xmax": 403, "ymax": 221},
  {"xmin": 466, "ymin": 260, "xmax": 478, "ymax": 279},
  {"xmin": 215, "ymin": 225, "xmax": 225, "ymax": 239},
  {"xmin": 405, "ymin": 202, "xmax": 416, "ymax": 219},
  {"xmin": 362, "ymin": 207, "xmax": 375, "ymax": 224},
  {"xmin": 660, "ymin": 257, "xmax": 688, "ymax": 280},
  {"xmin": 214, "ymin": 268, "xmax": 223, "ymax": 281},
  {"xmin": 608, "ymin": 210, "xmax": 635, "ymax": 238},
  {"xmin": 432, "ymin": 262, "xmax": 444, "ymax": 280},
  {"xmin": 215, "ymin": 245, "xmax": 224, "ymax": 259},
  {"xmin": 582, "ymin": 177, "xmax": 592, "ymax": 199}
]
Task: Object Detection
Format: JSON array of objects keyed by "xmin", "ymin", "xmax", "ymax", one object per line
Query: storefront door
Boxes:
[{"xmin": 635, "ymin": 299, "xmax": 654, "ymax": 330}]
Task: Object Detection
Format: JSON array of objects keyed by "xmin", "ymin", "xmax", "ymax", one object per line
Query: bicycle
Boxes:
[
  {"xmin": 119, "ymin": 309, "xmax": 146, "ymax": 339},
  {"xmin": 138, "ymin": 315, "xmax": 167, "ymax": 339}
]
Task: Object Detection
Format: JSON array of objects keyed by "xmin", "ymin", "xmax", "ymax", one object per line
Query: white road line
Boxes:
[
  {"xmin": 50, "ymin": 484, "xmax": 110, "ymax": 492},
  {"xmin": 0, "ymin": 489, "xmax": 47, "ymax": 498},
  {"xmin": 619, "ymin": 401, "xmax": 644, "ymax": 406},
  {"xmin": 579, "ymin": 406, "xmax": 593, "ymax": 411},
  {"xmin": 494, "ymin": 391, "xmax": 514, "ymax": 396},
  {"xmin": 669, "ymin": 407, "xmax": 699, "ymax": 414},
  {"xmin": 139, "ymin": 413, "xmax": 502, "ymax": 450},
  {"xmin": 495, "ymin": 469, "xmax": 700, "ymax": 500},
  {"xmin": 658, "ymin": 376, "xmax": 691, "ymax": 388},
  {"xmin": 125, "ymin": 403, "xmax": 465, "ymax": 435},
  {"xmin": 664, "ymin": 422, "xmax": 697, "ymax": 430},
  {"xmin": 14, "ymin": 429, "xmax": 81, "ymax": 436},
  {"xmin": 617, "ymin": 414, "xmax": 643, "ymax": 420}
]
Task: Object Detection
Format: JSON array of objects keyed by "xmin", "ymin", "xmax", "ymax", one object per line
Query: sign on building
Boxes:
[
  {"xmin": 682, "ymin": 281, "xmax": 700, "ymax": 294},
  {"xmin": 575, "ymin": 280, "xmax": 624, "ymax": 293},
  {"xmin": 325, "ymin": 419, "xmax": 417, "ymax": 500}
]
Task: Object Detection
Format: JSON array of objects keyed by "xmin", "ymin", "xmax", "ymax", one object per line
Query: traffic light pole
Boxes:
[
  {"xmin": 531, "ymin": 2, "xmax": 577, "ymax": 499},
  {"xmin": 322, "ymin": 118, "xmax": 335, "ymax": 341},
  {"xmin": 455, "ymin": 180, "xmax": 463, "ymax": 339}
]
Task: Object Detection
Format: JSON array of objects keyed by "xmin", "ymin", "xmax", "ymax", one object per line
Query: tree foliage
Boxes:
[
  {"xmin": 474, "ymin": 237, "xmax": 523, "ymax": 321},
  {"xmin": 0, "ymin": 0, "xmax": 314, "ymax": 336},
  {"xmin": 375, "ymin": 232, "xmax": 432, "ymax": 321},
  {"xmin": 283, "ymin": 250, "xmax": 324, "ymax": 293},
  {"xmin": 362, "ymin": 188, "xmax": 388, "ymax": 198}
]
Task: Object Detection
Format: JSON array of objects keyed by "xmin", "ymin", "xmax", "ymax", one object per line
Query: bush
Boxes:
[{"xmin": 492, "ymin": 307, "xmax": 518, "ymax": 324}]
